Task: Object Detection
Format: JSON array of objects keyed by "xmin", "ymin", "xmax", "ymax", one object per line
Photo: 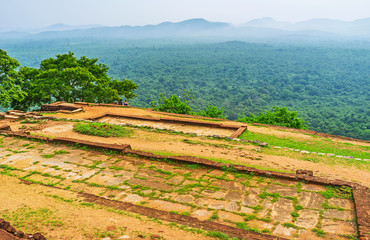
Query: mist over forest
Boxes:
[{"xmin": 1, "ymin": 18, "xmax": 369, "ymax": 140}]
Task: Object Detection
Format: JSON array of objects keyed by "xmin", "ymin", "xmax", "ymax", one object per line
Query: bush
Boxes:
[
  {"xmin": 193, "ymin": 105, "xmax": 225, "ymax": 118},
  {"xmin": 151, "ymin": 93, "xmax": 192, "ymax": 114},
  {"xmin": 237, "ymin": 106, "xmax": 308, "ymax": 129}
]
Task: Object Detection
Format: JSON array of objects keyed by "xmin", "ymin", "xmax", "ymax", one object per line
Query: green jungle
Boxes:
[{"xmin": 1, "ymin": 39, "xmax": 369, "ymax": 140}]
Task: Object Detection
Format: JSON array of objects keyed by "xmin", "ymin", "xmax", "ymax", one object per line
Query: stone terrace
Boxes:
[{"xmin": 0, "ymin": 136, "xmax": 358, "ymax": 240}]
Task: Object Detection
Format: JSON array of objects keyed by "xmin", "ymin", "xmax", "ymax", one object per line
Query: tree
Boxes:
[
  {"xmin": 11, "ymin": 52, "xmax": 138, "ymax": 110},
  {"xmin": 151, "ymin": 92, "xmax": 192, "ymax": 114},
  {"xmin": 237, "ymin": 106, "xmax": 308, "ymax": 129},
  {"xmin": 0, "ymin": 49, "xmax": 26, "ymax": 108}
]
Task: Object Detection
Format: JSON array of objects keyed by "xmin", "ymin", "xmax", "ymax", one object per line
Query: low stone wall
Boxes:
[
  {"xmin": 40, "ymin": 102, "xmax": 83, "ymax": 112},
  {"xmin": 79, "ymin": 192, "xmax": 287, "ymax": 240},
  {"xmin": 1, "ymin": 131, "xmax": 368, "ymax": 240},
  {"xmin": 230, "ymin": 126, "xmax": 248, "ymax": 139},
  {"xmin": 0, "ymin": 219, "xmax": 46, "ymax": 240},
  {"xmin": 88, "ymin": 112, "xmax": 246, "ymax": 137},
  {"xmin": 353, "ymin": 189, "xmax": 370, "ymax": 240},
  {"xmin": 2, "ymin": 132, "xmax": 131, "ymax": 152},
  {"xmin": 74, "ymin": 102, "xmax": 131, "ymax": 108}
]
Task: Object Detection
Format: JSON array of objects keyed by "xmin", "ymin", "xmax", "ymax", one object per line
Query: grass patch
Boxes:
[
  {"xmin": 239, "ymin": 131, "xmax": 370, "ymax": 160},
  {"xmin": 258, "ymin": 192, "xmax": 281, "ymax": 202},
  {"xmin": 208, "ymin": 211, "xmax": 219, "ymax": 221},
  {"xmin": 0, "ymin": 207, "xmax": 64, "ymax": 233},
  {"xmin": 41, "ymin": 112, "xmax": 57, "ymax": 115},
  {"xmin": 236, "ymin": 222, "xmax": 263, "ymax": 233},
  {"xmin": 319, "ymin": 186, "xmax": 353, "ymax": 199},
  {"xmin": 41, "ymin": 150, "xmax": 70, "ymax": 158},
  {"xmin": 283, "ymin": 222, "xmax": 301, "ymax": 229},
  {"xmin": 205, "ymin": 231, "xmax": 232, "ymax": 240},
  {"xmin": 20, "ymin": 119, "xmax": 40, "ymax": 124},
  {"xmin": 312, "ymin": 228, "xmax": 325, "ymax": 237},
  {"xmin": 109, "ymin": 166, "xmax": 124, "ymax": 171},
  {"xmin": 73, "ymin": 122, "xmax": 132, "ymax": 137},
  {"xmin": 6, "ymin": 148, "xmax": 27, "ymax": 154}
]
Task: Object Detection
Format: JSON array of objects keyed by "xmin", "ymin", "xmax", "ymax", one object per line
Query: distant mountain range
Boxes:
[
  {"xmin": 1, "ymin": 18, "xmax": 370, "ymax": 42},
  {"xmin": 244, "ymin": 17, "xmax": 370, "ymax": 36}
]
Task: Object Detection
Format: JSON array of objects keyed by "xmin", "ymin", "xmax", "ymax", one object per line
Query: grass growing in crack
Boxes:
[
  {"xmin": 176, "ymin": 183, "xmax": 204, "ymax": 194},
  {"xmin": 258, "ymin": 192, "xmax": 281, "ymax": 202},
  {"xmin": 283, "ymin": 222, "xmax": 301, "ymax": 230},
  {"xmin": 6, "ymin": 148, "xmax": 27, "ymax": 154},
  {"xmin": 73, "ymin": 122, "xmax": 132, "ymax": 137},
  {"xmin": 109, "ymin": 166, "xmax": 124, "ymax": 171},
  {"xmin": 153, "ymin": 168, "xmax": 174, "ymax": 176},
  {"xmin": 208, "ymin": 211, "xmax": 219, "ymax": 221},
  {"xmin": 0, "ymin": 164, "xmax": 22, "ymax": 171},
  {"xmin": 244, "ymin": 214, "xmax": 256, "ymax": 221},
  {"xmin": 45, "ymin": 194, "xmax": 74, "ymax": 203},
  {"xmin": 319, "ymin": 186, "xmax": 353, "ymax": 199},
  {"xmin": 221, "ymin": 165, "xmax": 239, "ymax": 173},
  {"xmin": 252, "ymin": 205, "xmax": 263, "ymax": 213},
  {"xmin": 312, "ymin": 228, "xmax": 325, "ymax": 237},
  {"xmin": 236, "ymin": 222, "xmax": 263, "ymax": 233},
  {"xmin": 41, "ymin": 150, "xmax": 69, "ymax": 158}
]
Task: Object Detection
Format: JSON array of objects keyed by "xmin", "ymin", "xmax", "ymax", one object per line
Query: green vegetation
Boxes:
[
  {"xmin": 319, "ymin": 186, "xmax": 353, "ymax": 199},
  {"xmin": 312, "ymin": 228, "xmax": 325, "ymax": 237},
  {"xmin": 151, "ymin": 92, "xmax": 192, "ymax": 114},
  {"xmin": 4, "ymin": 51, "xmax": 138, "ymax": 111},
  {"xmin": 41, "ymin": 150, "xmax": 69, "ymax": 158},
  {"xmin": 73, "ymin": 122, "xmax": 132, "ymax": 137},
  {"xmin": 258, "ymin": 192, "xmax": 281, "ymax": 202},
  {"xmin": 238, "ymin": 106, "xmax": 308, "ymax": 129},
  {"xmin": 208, "ymin": 211, "xmax": 219, "ymax": 221},
  {"xmin": 20, "ymin": 119, "xmax": 41, "ymax": 124},
  {"xmin": 3, "ymin": 41, "xmax": 370, "ymax": 140},
  {"xmin": 151, "ymin": 91, "xmax": 226, "ymax": 118},
  {"xmin": 205, "ymin": 231, "xmax": 232, "ymax": 240},
  {"xmin": 0, "ymin": 49, "xmax": 27, "ymax": 108},
  {"xmin": 0, "ymin": 207, "xmax": 64, "ymax": 233},
  {"xmin": 79, "ymin": 41, "xmax": 368, "ymax": 140},
  {"xmin": 194, "ymin": 105, "xmax": 225, "ymax": 119},
  {"xmin": 239, "ymin": 131, "xmax": 370, "ymax": 160},
  {"xmin": 283, "ymin": 223, "xmax": 301, "ymax": 230}
]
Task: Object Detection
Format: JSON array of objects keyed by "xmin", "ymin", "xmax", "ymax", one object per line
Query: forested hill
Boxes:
[
  {"xmin": 2, "ymin": 40, "xmax": 370, "ymax": 140},
  {"xmin": 109, "ymin": 42, "xmax": 370, "ymax": 140}
]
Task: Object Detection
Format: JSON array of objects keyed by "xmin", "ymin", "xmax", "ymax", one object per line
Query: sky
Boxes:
[{"xmin": 1, "ymin": 0, "xmax": 370, "ymax": 31}]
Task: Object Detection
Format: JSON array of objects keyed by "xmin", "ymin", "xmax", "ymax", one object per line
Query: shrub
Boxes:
[
  {"xmin": 237, "ymin": 106, "xmax": 308, "ymax": 129},
  {"xmin": 151, "ymin": 92, "xmax": 192, "ymax": 114},
  {"xmin": 193, "ymin": 105, "xmax": 225, "ymax": 118}
]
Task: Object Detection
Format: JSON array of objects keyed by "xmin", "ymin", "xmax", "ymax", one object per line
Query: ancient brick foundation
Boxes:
[
  {"xmin": 1, "ymin": 130, "xmax": 369, "ymax": 240},
  {"xmin": 0, "ymin": 219, "xmax": 46, "ymax": 240},
  {"xmin": 87, "ymin": 112, "xmax": 247, "ymax": 138},
  {"xmin": 79, "ymin": 192, "xmax": 288, "ymax": 240},
  {"xmin": 40, "ymin": 102, "xmax": 83, "ymax": 113}
]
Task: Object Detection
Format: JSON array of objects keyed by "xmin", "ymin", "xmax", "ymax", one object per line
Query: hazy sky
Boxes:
[{"xmin": 1, "ymin": 0, "xmax": 370, "ymax": 31}]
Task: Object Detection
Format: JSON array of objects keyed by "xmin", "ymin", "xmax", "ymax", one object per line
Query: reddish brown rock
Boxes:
[{"xmin": 33, "ymin": 232, "xmax": 46, "ymax": 240}]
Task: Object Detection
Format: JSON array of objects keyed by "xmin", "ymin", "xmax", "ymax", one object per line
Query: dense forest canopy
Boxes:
[{"xmin": 1, "ymin": 39, "xmax": 369, "ymax": 140}]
